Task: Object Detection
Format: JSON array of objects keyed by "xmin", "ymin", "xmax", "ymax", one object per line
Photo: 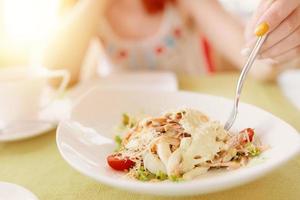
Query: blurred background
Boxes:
[
  {"xmin": 0, "ymin": 0, "xmax": 259, "ymax": 68},
  {"xmin": 0, "ymin": 0, "xmax": 76, "ymax": 67}
]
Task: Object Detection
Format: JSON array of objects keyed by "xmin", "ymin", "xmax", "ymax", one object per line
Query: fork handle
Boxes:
[{"xmin": 224, "ymin": 35, "xmax": 268, "ymax": 131}]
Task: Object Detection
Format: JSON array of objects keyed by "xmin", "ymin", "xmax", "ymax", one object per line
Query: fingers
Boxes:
[
  {"xmin": 260, "ymin": 26, "xmax": 300, "ymax": 58},
  {"xmin": 258, "ymin": 0, "xmax": 299, "ymax": 30},
  {"xmin": 249, "ymin": 59, "xmax": 279, "ymax": 82},
  {"xmin": 272, "ymin": 45, "xmax": 300, "ymax": 63},
  {"xmin": 243, "ymin": 1, "xmax": 300, "ymax": 62},
  {"xmin": 246, "ymin": 0, "xmax": 300, "ymax": 42},
  {"xmin": 245, "ymin": 0, "xmax": 274, "ymax": 40},
  {"xmin": 260, "ymin": 6, "xmax": 300, "ymax": 52},
  {"xmin": 243, "ymin": 0, "xmax": 300, "ymax": 57}
]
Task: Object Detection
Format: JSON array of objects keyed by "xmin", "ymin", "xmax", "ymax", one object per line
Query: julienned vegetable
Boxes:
[{"xmin": 106, "ymin": 108, "xmax": 266, "ymax": 182}]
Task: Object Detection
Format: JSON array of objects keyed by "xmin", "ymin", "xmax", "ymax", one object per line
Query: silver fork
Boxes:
[{"xmin": 224, "ymin": 34, "xmax": 268, "ymax": 131}]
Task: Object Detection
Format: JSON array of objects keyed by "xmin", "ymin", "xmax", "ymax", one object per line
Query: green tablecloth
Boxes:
[{"xmin": 1, "ymin": 73, "xmax": 300, "ymax": 200}]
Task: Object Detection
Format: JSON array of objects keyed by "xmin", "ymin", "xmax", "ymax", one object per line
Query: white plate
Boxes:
[
  {"xmin": 0, "ymin": 182, "xmax": 38, "ymax": 200},
  {"xmin": 56, "ymin": 89, "xmax": 300, "ymax": 196}
]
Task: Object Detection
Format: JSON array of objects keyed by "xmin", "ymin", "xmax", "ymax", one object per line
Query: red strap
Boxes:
[{"xmin": 200, "ymin": 37, "xmax": 215, "ymax": 74}]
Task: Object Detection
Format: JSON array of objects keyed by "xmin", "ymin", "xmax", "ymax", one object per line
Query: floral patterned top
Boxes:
[{"xmin": 96, "ymin": 6, "xmax": 214, "ymax": 76}]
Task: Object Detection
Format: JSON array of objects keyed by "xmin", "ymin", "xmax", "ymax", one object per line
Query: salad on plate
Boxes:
[{"xmin": 107, "ymin": 108, "xmax": 266, "ymax": 182}]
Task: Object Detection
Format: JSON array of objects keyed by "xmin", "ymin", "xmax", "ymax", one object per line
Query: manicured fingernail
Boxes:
[
  {"xmin": 241, "ymin": 48, "xmax": 251, "ymax": 56},
  {"xmin": 255, "ymin": 22, "xmax": 270, "ymax": 36}
]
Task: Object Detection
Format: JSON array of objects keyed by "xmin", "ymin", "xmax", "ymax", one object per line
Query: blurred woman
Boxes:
[{"xmin": 43, "ymin": 0, "xmax": 280, "ymax": 84}]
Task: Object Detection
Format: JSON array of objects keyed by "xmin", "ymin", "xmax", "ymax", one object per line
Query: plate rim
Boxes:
[{"xmin": 56, "ymin": 90, "xmax": 300, "ymax": 196}]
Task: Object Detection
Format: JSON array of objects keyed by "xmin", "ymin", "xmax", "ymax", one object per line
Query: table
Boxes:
[{"xmin": 1, "ymin": 73, "xmax": 300, "ymax": 200}]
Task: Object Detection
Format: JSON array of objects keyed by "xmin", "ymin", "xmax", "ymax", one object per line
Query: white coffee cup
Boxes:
[{"xmin": 0, "ymin": 67, "xmax": 70, "ymax": 122}]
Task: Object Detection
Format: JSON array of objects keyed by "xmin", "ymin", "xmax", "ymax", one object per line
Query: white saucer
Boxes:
[
  {"xmin": 0, "ymin": 72, "xmax": 177, "ymax": 142},
  {"xmin": 0, "ymin": 98, "xmax": 71, "ymax": 142},
  {"xmin": 0, "ymin": 182, "xmax": 38, "ymax": 200},
  {"xmin": 0, "ymin": 121, "xmax": 55, "ymax": 142}
]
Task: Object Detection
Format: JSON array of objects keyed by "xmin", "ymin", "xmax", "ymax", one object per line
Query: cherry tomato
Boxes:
[
  {"xmin": 240, "ymin": 128, "xmax": 255, "ymax": 142},
  {"xmin": 107, "ymin": 155, "xmax": 135, "ymax": 171}
]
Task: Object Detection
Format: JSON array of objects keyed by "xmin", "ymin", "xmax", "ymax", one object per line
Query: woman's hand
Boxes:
[{"xmin": 245, "ymin": 0, "xmax": 300, "ymax": 63}]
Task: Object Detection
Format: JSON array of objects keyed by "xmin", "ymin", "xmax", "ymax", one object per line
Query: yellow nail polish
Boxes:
[{"xmin": 255, "ymin": 22, "xmax": 269, "ymax": 37}]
